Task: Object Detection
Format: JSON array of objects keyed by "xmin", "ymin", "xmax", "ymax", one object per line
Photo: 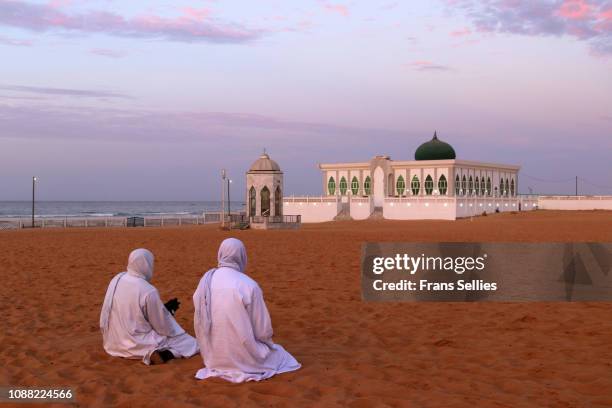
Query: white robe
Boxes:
[
  {"xmin": 100, "ymin": 249, "xmax": 199, "ymax": 365},
  {"xmin": 193, "ymin": 238, "xmax": 300, "ymax": 382}
]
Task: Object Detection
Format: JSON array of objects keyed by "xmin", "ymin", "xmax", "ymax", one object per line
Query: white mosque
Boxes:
[{"xmin": 246, "ymin": 133, "xmax": 539, "ymax": 224}]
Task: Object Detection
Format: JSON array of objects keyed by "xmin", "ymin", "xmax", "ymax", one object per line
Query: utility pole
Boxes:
[
  {"xmin": 575, "ymin": 176, "xmax": 578, "ymax": 196},
  {"xmin": 31, "ymin": 176, "xmax": 37, "ymax": 228},
  {"xmin": 221, "ymin": 169, "xmax": 226, "ymax": 228},
  {"xmin": 227, "ymin": 178, "xmax": 232, "ymax": 230}
]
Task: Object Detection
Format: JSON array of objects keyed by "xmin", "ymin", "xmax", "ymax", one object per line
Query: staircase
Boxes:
[
  {"xmin": 368, "ymin": 206, "xmax": 384, "ymax": 220},
  {"xmin": 333, "ymin": 202, "xmax": 353, "ymax": 221}
]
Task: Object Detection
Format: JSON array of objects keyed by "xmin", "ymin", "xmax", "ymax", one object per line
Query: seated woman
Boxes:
[
  {"xmin": 193, "ymin": 238, "xmax": 301, "ymax": 382},
  {"xmin": 100, "ymin": 248, "xmax": 199, "ymax": 365}
]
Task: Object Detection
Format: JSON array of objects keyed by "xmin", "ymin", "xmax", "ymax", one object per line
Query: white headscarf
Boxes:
[
  {"xmin": 197, "ymin": 238, "xmax": 248, "ymax": 338},
  {"xmin": 217, "ymin": 238, "xmax": 247, "ymax": 272},
  {"xmin": 126, "ymin": 248, "xmax": 155, "ymax": 281},
  {"xmin": 100, "ymin": 248, "xmax": 154, "ymax": 333}
]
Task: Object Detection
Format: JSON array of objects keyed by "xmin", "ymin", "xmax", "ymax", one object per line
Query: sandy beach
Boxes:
[{"xmin": 2, "ymin": 210, "xmax": 612, "ymax": 407}]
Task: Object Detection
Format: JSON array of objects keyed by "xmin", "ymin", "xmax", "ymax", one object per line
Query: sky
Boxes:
[{"xmin": 0, "ymin": 0, "xmax": 611, "ymax": 200}]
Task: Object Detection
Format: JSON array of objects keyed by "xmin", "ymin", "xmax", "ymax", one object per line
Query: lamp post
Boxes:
[
  {"xmin": 227, "ymin": 178, "xmax": 232, "ymax": 230},
  {"xmin": 31, "ymin": 176, "xmax": 37, "ymax": 228},
  {"xmin": 221, "ymin": 169, "xmax": 226, "ymax": 228}
]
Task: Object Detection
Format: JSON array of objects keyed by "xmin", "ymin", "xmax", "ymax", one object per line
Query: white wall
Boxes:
[
  {"xmin": 350, "ymin": 198, "xmax": 372, "ymax": 220},
  {"xmin": 283, "ymin": 198, "xmax": 341, "ymax": 223},
  {"xmin": 538, "ymin": 196, "xmax": 612, "ymax": 210},
  {"xmin": 455, "ymin": 198, "xmax": 521, "ymax": 217},
  {"xmin": 383, "ymin": 198, "xmax": 456, "ymax": 220}
]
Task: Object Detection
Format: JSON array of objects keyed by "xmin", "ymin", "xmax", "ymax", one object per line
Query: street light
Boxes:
[
  {"xmin": 221, "ymin": 169, "xmax": 226, "ymax": 228},
  {"xmin": 32, "ymin": 176, "xmax": 37, "ymax": 228},
  {"xmin": 227, "ymin": 179, "xmax": 232, "ymax": 229}
]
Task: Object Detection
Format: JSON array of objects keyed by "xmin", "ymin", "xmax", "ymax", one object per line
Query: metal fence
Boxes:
[
  {"xmin": 0, "ymin": 215, "xmax": 223, "ymax": 230},
  {"xmin": 250, "ymin": 215, "xmax": 301, "ymax": 224}
]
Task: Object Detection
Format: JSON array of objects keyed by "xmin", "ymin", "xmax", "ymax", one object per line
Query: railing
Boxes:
[
  {"xmin": 539, "ymin": 195, "xmax": 612, "ymax": 201},
  {"xmin": 0, "ymin": 215, "xmax": 222, "ymax": 230},
  {"xmin": 283, "ymin": 196, "xmax": 339, "ymax": 203},
  {"xmin": 250, "ymin": 215, "xmax": 301, "ymax": 224}
]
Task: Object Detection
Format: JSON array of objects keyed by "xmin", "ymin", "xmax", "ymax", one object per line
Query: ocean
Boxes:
[{"xmin": 0, "ymin": 201, "xmax": 245, "ymax": 218}]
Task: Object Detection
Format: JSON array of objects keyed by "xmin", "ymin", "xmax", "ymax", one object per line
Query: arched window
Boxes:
[
  {"xmin": 510, "ymin": 179, "xmax": 515, "ymax": 196},
  {"xmin": 249, "ymin": 186, "xmax": 256, "ymax": 216},
  {"xmin": 480, "ymin": 177, "xmax": 486, "ymax": 196},
  {"xmin": 328, "ymin": 177, "xmax": 336, "ymax": 195},
  {"xmin": 364, "ymin": 176, "xmax": 372, "ymax": 195},
  {"xmin": 438, "ymin": 174, "xmax": 448, "ymax": 195},
  {"xmin": 396, "ymin": 175, "xmax": 405, "ymax": 196},
  {"xmin": 411, "ymin": 175, "xmax": 420, "ymax": 195},
  {"xmin": 455, "ymin": 175, "xmax": 460, "ymax": 196},
  {"xmin": 468, "ymin": 176, "xmax": 473, "ymax": 196},
  {"xmin": 486, "ymin": 177, "xmax": 491, "ymax": 196},
  {"xmin": 505, "ymin": 179, "xmax": 510, "ymax": 197},
  {"xmin": 339, "ymin": 176, "xmax": 348, "ymax": 195},
  {"xmin": 499, "ymin": 179, "xmax": 504, "ymax": 197},
  {"xmin": 461, "ymin": 175, "xmax": 467, "ymax": 196},
  {"xmin": 475, "ymin": 176, "xmax": 480, "ymax": 196},
  {"xmin": 274, "ymin": 185, "xmax": 281, "ymax": 216},
  {"xmin": 425, "ymin": 175, "xmax": 434, "ymax": 195},
  {"xmin": 261, "ymin": 186, "xmax": 270, "ymax": 216},
  {"xmin": 351, "ymin": 176, "xmax": 359, "ymax": 195}
]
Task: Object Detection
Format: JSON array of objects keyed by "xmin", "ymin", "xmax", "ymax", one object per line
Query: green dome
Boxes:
[{"xmin": 414, "ymin": 132, "xmax": 456, "ymax": 160}]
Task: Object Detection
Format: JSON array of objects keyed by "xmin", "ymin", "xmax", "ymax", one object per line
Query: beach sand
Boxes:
[{"xmin": 1, "ymin": 210, "xmax": 612, "ymax": 407}]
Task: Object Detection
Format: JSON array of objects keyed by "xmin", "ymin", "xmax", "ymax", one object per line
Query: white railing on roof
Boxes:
[
  {"xmin": 282, "ymin": 195, "xmax": 339, "ymax": 203},
  {"xmin": 539, "ymin": 195, "xmax": 612, "ymax": 201}
]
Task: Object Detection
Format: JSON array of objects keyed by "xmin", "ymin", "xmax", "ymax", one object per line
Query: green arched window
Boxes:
[
  {"xmin": 461, "ymin": 175, "xmax": 467, "ymax": 196},
  {"xmin": 364, "ymin": 176, "xmax": 372, "ymax": 195},
  {"xmin": 275, "ymin": 185, "xmax": 281, "ymax": 216},
  {"xmin": 510, "ymin": 179, "xmax": 515, "ymax": 196},
  {"xmin": 328, "ymin": 177, "xmax": 336, "ymax": 195},
  {"xmin": 411, "ymin": 175, "xmax": 420, "ymax": 195},
  {"xmin": 505, "ymin": 179, "xmax": 510, "ymax": 197},
  {"xmin": 475, "ymin": 176, "xmax": 480, "ymax": 196},
  {"xmin": 468, "ymin": 176, "xmax": 474, "ymax": 195},
  {"xmin": 339, "ymin": 176, "xmax": 348, "ymax": 195},
  {"xmin": 455, "ymin": 175, "xmax": 460, "ymax": 196},
  {"xmin": 425, "ymin": 175, "xmax": 434, "ymax": 195},
  {"xmin": 396, "ymin": 175, "xmax": 405, "ymax": 196},
  {"xmin": 486, "ymin": 177, "xmax": 491, "ymax": 196},
  {"xmin": 351, "ymin": 176, "xmax": 359, "ymax": 195},
  {"xmin": 249, "ymin": 186, "xmax": 256, "ymax": 216},
  {"xmin": 499, "ymin": 179, "xmax": 504, "ymax": 197},
  {"xmin": 480, "ymin": 177, "xmax": 486, "ymax": 196},
  {"xmin": 438, "ymin": 174, "xmax": 447, "ymax": 195},
  {"xmin": 261, "ymin": 186, "xmax": 270, "ymax": 216}
]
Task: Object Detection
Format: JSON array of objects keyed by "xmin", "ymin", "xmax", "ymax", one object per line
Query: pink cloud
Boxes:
[
  {"xmin": 323, "ymin": 3, "xmax": 350, "ymax": 17},
  {"xmin": 0, "ymin": 0, "xmax": 261, "ymax": 43},
  {"xmin": 450, "ymin": 27, "xmax": 472, "ymax": 37},
  {"xmin": 557, "ymin": 0, "xmax": 593, "ymax": 20},
  {"xmin": 448, "ymin": 0, "xmax": 612, "ymax": 55},
  {"xmin": 181, "ymin": 7, "xmax": 211, "ymax": 21}
]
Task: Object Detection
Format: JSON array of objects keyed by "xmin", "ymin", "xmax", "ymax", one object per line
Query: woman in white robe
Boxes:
[
  {"xmin": 193, "ymin": 238, "xmax": 301, "ymax": 382},
  {"xmin": 100, "ymin": 248, "xmax": 199, "ymax": 365}
]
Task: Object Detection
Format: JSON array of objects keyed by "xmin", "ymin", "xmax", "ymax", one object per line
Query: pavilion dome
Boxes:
[
  {"xmin": 249, "ymin": 152, "xmax": 281, "ymax": 172},
  {"xmin": 414, "ymin": 132, "xmax": 456, "ymax": 161}
]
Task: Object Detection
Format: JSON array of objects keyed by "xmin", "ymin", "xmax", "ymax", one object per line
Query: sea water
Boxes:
[{"xmin": 0, "ymin": 201, "xmax": 245, "ymax": 218}]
